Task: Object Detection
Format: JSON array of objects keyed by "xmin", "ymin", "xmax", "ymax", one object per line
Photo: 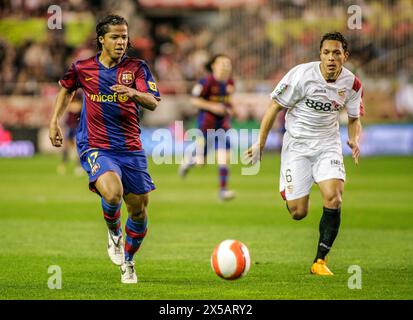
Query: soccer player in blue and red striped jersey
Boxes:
[
  {"xmin": 179, "ymin": 54, "xmax": 236, "ymax": 201},
  {"xmin": 49, "ymin": 15, "xmax": 160, "ymax": 284}
]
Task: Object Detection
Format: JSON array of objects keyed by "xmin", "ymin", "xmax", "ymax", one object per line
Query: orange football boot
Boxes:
[{"xmin": 310, "ymin": 258, "xmax": 334, "ymax": 275}]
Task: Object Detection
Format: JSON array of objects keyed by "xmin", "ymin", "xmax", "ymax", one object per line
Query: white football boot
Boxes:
[
  {"xmin": 178, "ymin": 159, "xmax": 195, "ymax": 178},
  {"xmin": 120, "ymin": 261, "xmax": 138, "ymax": 284},
  {"xmin": 219, "ymin": 189, "xmax": 236, "ymax": 201},
  {"xmin": 107, "ymin": 230, "xmax": 125, "ymax": 266}
]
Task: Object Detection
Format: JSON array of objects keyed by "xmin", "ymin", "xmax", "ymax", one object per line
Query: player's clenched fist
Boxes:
[
  {"xmin": 347, "ymin": 140, "xmax": 360, "ymax": 165},
  {"xmin": 49, "ymin": 121, "xmax": 63, "ymax": 147},
  {"xmin": 244, "ymin": 142, "xmax": 262, "ymax": 165}
]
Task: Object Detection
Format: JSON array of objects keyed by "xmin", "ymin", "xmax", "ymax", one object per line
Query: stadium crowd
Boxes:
[{"xmin": 1, "ymin": 0, "xmax": 412, "ymax": 119}]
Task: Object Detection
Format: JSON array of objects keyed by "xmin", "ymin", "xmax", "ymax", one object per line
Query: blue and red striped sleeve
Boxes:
[
  {"xmin": 59, "ymin": 63, "xmax": 80, "ymax": 91},
  {"xmin": 135, "ymin": 62, "xmax": 161, "ymax": 100},
  {"xmin": 193, "ymin": 76, "xmax": 213, "ymax": 100}
]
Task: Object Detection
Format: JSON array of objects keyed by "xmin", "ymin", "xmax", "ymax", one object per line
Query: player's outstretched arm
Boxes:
[
  {"xmin": 191, "ymin": 97, "xmax": 227, "ymax": 117},
  {"xmin": 244, "ymin": 100, "xmax": 284, "ymax": 164},
  {"xmin": 49, "ymin": 87, "xmax": 75, "ymax": 147},
  {"xmin": 347, "ymin": 116, "xmax": 362, "ymax": 165}
]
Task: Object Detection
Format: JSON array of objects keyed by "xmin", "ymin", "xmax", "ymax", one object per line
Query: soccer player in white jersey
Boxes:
[{"xmin": 246, "ymin": 32, "xmax": 363, "ymax": 275}]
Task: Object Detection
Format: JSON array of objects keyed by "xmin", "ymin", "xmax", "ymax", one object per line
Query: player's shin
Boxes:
[
  {"xmin": 124, "ymin": 215, "xmax": 148, "ymax": 261},
  {"xmin": 101, "ymin": 198, "xmax": 122, "ymax": 236},
  {"xmin": 219, "ymin": 165, "xmax": 228, "ymax": 190},
  {"xmin": 314, "ymin": 207, "xmax": 341, "ymax": 262}
]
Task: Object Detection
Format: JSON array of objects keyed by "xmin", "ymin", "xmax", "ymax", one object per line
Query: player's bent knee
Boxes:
[
  {"xmin": 287, "ymin": 205, "xmax": 308, "ymax": 220},
  {"xmin": 99, "ymin": 184, "xmax": 123, "ymax": 204},
  {"xmin": 96, "ymin": 172, "xmax": 123, "ymax": 204},
  {"xmin": 291, "ymin": 209, "xmax": 308, "ymax": 220},
  {"xmin": 125, "ymin": 193, "xmax": 149, "ymax": 221},
  {"xmin": 324, "ymin": 194, "xmax": 342, "ymax": 209},
  {"xmin": 286, "ymin": 199, "xmax": 309, "ymax": 220},
  {"xmin": 130, "ymin": 208, "xmax": 146, "ymax": 221},
  {"xmin": 129, "ymin": 204, "xmax": 147, "ymax": 221},
  {"xmin": 102, "ymin": 190, "xmax": 123, "ymax": 205}
]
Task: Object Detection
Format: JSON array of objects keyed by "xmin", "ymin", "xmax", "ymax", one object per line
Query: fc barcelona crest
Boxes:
[{"xmin": 118, "ymin": 71, "xmax": 134, "ymax": 85}]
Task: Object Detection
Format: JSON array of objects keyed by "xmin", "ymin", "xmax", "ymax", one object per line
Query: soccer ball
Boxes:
[{"xmin": 211, "ymin": 240, "xmax": 251, "ymax": 280}]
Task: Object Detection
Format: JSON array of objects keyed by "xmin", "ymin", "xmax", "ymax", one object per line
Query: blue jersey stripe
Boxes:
[
  {"xmin": 76, "ymin": 96, "xmax": 89, "ymax": 155},
  {"xmin": 98, "ymin": 66, "xmax": 127, "ymax": 151},
  {"xmin": 197, "ymin": 111, "xmax": 205, "ymax": 128}
]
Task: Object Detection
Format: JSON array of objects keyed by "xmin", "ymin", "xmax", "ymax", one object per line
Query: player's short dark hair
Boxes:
[
  {"xmin": 205, "ymin": 54, "xmax": 230, "ymax": 72},
  {"xmin": 95, "ymin": 14, "xmax": 131, "ymax": 50},
  {"xmin": 320, "ymin": 32, "xmax": 348, "ymax": 52}
]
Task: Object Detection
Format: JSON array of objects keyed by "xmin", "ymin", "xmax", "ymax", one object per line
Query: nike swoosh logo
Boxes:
[{"xmin": 85, "ymin": 77, "xmax": 93, "ymax": 81}]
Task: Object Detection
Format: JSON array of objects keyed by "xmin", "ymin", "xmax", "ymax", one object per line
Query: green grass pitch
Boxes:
[{"xmin": 0, "ymin": 154, "xmax": 412, "ymax": 299}]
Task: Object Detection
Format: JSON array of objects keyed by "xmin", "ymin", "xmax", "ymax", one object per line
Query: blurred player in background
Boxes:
[
  {"xmin": 246, "ymin": 32, "xmax": 363, "ymax": 275},
  {"xmin": 49, "ymin": 14, "xmax": 160, "ymax": 284},
  {"xmin": 57, "ymin": 92, "xmax": 82, "ymax": 176},
  {"xmin": 179, "ymin": 54, "xmax": 236, "ymax": 201}
]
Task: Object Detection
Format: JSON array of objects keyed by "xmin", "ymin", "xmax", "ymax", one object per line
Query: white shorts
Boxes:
[{"xmin": 279, "ymin": 133, "xmax": 346, "ymax": 201}]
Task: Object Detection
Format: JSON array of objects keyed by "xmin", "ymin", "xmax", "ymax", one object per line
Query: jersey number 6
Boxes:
[{"xmin": 286, "ymin": 169, "xmax": 293, "ymax": 183}]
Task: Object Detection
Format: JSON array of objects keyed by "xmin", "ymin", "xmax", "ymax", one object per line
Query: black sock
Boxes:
[{"xmin": 314, "ymin": 207, "xmax": 341, "ymax": 262}]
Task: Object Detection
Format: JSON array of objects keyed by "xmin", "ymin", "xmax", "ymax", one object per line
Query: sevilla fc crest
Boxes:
[{"xmin": 338, "ymin": 88, "xmax": 346, "ymax": 97}]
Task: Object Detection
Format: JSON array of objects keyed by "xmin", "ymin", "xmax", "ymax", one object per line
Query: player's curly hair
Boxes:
[
  {"xmin": 205, "ymin": 54, "xmax": 230, "ymax": 72},
  {"xmin": 320, "ymin": 32, "xmax": 348, "ymax": 52},
  {"xmin": 95, "ymin": 14, "xmax": 132, "ymax": 50}
]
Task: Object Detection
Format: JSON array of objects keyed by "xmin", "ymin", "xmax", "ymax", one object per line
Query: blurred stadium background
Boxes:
[
  {"xmin": 0, "ymin": 0, "xmax": 412, "ymax": 300},
  {"xmin": 1, "ymin": 0, "xmax": 413, "ymax": 155}
]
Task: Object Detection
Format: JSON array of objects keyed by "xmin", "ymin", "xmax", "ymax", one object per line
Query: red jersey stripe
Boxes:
[{"xmin": 352, "ymin": 77, "xmax": 362, "ymax": 93}]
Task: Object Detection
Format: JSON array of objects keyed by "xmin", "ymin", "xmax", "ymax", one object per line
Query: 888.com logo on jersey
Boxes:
[{"xmin": 305, "ymin": 98, "xmax": 343, "ymax": 112}]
